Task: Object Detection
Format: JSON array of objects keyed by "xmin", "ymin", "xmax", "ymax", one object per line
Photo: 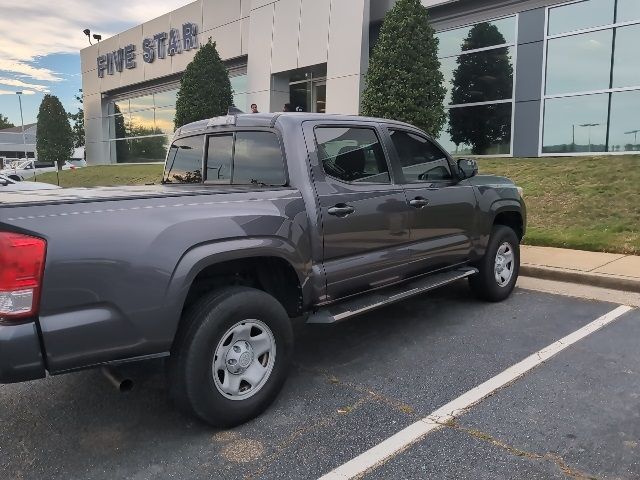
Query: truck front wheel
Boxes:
[
  {"xmin": 168, "ymin": 287, "xmax": 293, "ymax": 427},
  {"xmin": 469, "ymin": 225, "xmax": 520, "ymax": 302}
]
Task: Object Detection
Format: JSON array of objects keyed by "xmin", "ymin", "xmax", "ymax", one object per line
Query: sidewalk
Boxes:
[{"xmin": 520, "ymin": 245, "xmax": 640, "ymax": 293}]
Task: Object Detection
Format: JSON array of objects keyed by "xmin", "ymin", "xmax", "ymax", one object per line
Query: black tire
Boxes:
[
  {"xmin": 469, "ymin": 225, "xmax": 520, "ymax": 302},
  {"xmin": 168, "ymin": 286, "xmax": 293, "ymax": 428}
]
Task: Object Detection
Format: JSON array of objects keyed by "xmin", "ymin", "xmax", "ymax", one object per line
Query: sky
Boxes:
[{"xmin": 0, "ymin": 0, "xmax": 190, "ymax": 127}]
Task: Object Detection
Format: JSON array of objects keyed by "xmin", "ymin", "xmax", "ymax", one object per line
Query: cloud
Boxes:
[
  {"xmin": 0, "ymin": 1, "xmax": 189, "ymax": 82},
  {"xmin": 0, "ymin": 89, "xmax": 36, "ymax": 95},
  {"xmin": 0, "ymin": 77, "xmax": 49, "ymax": 93}
]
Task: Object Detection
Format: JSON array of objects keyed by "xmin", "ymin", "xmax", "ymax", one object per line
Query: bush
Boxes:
[
  {"xmin": 174, "ymin": 41, "xmax": 233, "ymax": 129},
  {"xmin": 361, "ymin": 0, "xmax": 446, "ymax": 136},
  {"xmin": 36, "ymin": 94, "xmax": 74, "ymax": 169}
]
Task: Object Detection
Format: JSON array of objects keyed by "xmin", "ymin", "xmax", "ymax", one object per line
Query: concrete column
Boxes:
[
  {"xmin": 512, "ymin": 7, "xmax": 546, "ymax": 157},
  {"xmin": 325, "ymin": 0, "xmax": 370, "ymax": 114}
]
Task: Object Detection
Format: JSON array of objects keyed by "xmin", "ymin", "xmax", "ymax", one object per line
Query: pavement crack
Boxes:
[
  {"xmin": 244, "ymin": 394, "xmax": 372, "ymax": 480},
  {"xmin": 443, "ymin": 420, "xmax": 599, "ymax": 480},
  {"xmin": 294, "ymin": 363, "xmax": 418, "ymax": 417}
]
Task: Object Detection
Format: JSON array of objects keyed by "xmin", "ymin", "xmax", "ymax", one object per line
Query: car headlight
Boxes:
[{"xmin": 516, "ymin": 186, "xmax": 524, "ymax": 198}]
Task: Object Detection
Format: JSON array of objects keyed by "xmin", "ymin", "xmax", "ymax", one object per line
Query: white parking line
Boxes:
[{"xmin": 319, "ymin": 305, "xmax": 634, "ymax": 480}]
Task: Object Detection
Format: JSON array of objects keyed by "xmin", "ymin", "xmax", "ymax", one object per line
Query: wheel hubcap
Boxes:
[
  {"xmin": 225, "ymin": 341, "xmax": 254, "ymax": 374},
  {"xmin": 494, "ymin": 242, "xmax": 515, "ymax": 287},
  {"xmin": 212, "ymin": 320, "xmax": 276, "ymax": 401}
]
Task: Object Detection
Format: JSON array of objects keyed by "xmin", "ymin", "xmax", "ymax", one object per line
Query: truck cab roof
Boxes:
[{"xmin": 174, "ymin": 112, "xmax": 420, "ymax": 140}]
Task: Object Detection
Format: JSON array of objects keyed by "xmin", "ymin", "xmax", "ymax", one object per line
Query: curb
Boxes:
[{"xmin": 521, "ymin": 265, "xmax": 640, "ymax": 294}]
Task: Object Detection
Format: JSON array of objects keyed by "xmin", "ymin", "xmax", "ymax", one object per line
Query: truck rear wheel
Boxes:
[
  {"xmin": 168, "ymin": 287, "xmax": 293, "ymax": 427},
  {"xmin": 469, "ymin": 225, "xmax": 520, "ymax": 302}
]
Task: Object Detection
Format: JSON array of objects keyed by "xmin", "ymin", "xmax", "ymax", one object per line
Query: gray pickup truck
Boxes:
[{"xmin": 0, "ymin": 113, "xmax": 525, "ymax": 427}]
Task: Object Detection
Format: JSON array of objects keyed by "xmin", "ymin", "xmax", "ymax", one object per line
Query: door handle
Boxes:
[
  {"xmin": 328, "ymin": 204, "xmax": 355, "ymax": 217},
  {"xmin": 409, "ymin": 197, "xmax": 429, "ymax": 208}
]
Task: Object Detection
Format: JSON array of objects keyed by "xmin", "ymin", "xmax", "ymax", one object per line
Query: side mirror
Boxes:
[{"xmin": 457, "ymin": 158, "xmax": 478, "ymax": 179}]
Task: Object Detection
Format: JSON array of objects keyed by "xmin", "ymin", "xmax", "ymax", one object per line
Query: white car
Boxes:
[
  {"xmin": 62, "ymin": 158, "xmax": 88, "ymax": 170},
  {"xmin": 0, "ymin": 159, "xmax": 57, "ymax": 181},
  {"xmin": 0, "ymin": 174, "xmax": 61, "ymax": 191}
]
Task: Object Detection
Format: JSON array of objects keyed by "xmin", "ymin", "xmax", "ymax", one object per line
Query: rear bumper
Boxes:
[{"xmin": 0, "ymin": 321, "xmax": 46, "ymax": 383}]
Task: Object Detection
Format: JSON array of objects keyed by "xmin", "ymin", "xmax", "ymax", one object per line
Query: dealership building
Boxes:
[{"xmin": 81, "ymin": 0, "xmax": 640, "ymax": 164}]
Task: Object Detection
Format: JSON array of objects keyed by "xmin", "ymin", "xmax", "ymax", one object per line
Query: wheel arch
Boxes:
[
  {"xmin": 163, "ymin": 238, "xmax": 311, "ymax": 344},
  {"xmin": 493, "ymin": 208, "xmax": 524, "ymax": 240}
]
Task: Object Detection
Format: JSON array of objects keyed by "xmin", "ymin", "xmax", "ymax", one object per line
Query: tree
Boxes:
[
  {"xmin": 36, "ymin": 94, "xmax": 74, "ymax": 169},
  {"xmin": 361, "ymin": 0, "xmax": 446, "ymax": 136},
  {"xmin": 174, "ymin": 40, "xmax": 233, "ymax": 129},
  {"xmin": 448, "ymin": 23, "xmax": 514, "ymax": 154},
  {"xmin": 0, "ymin": 113, "xmax": 14, "ymax": 130},
  {"xmin": 68, "ymin": 89, "xmax": 85, "ymax": 148}
]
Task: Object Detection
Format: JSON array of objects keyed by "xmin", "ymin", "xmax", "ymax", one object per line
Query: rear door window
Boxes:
[
  {"xmin": 163, "ymin": 135, "xmax": 204, "ymax": 183},
  {"xmin": 205, "ymin": 134, "xmax": 233, "ymax": 183},
  {"xmin": 204, "ymin": 131, "xmax": 286, "ymax": 186},
  {"xmin": 233, "ymin": 132, "xmax": 286, "ymax": 185}
]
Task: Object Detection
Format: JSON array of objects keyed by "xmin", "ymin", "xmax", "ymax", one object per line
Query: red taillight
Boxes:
[{"xmin": 0, "ymin": 232, "xmax": 46, "ymax": 319}]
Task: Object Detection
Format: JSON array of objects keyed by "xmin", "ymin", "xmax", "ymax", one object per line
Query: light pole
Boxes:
[
  {"xmin": 579, "ymin": 123, "xmax": 600, "ymax": 152},
  {"xmin": 15, "ymin": 92, "xmax": 29, "ymax": 161}
]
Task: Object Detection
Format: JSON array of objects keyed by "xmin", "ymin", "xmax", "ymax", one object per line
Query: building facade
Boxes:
[
  {"xmin": 81, "ymin": 0, "xmax": 640, "ymax": 164},
  {"xmin": 0, "ymin": 124, "xmax": 36, "ymax": 162}
]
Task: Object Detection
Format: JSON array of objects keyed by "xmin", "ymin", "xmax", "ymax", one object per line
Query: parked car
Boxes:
[
  {"xmin": 0, "ymin": 174, "xmax": 61, "ymax": 191},
  {"xmin": 0, "ymin": 113, "xmax": 526, "ymax": 428},
  {"xmin": 0, "ymin": 159, "xmax": 57, "ymax": 180},
  {"xmin": 63, "ymin": 158, "xmax": 88, "ymax": 169}
]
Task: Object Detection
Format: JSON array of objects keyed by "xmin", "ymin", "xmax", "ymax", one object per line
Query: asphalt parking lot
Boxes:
[{"xmin": 1, "ymin": 280, "xmax": 638, "ymax": 480}]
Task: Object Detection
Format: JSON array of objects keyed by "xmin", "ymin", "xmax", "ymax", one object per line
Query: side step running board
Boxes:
[{"xmin": 307, "ymin": 267, "xmax": 478, "ymax": 324}]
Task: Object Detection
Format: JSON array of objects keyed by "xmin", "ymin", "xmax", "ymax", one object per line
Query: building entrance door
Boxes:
[
  {"xmin": 313, "ymin": 81, "xmax": 326, "ymax": 113},
  {"xmin": 289, "ymin": 76, "xmax": 327, "ymax": 113}
]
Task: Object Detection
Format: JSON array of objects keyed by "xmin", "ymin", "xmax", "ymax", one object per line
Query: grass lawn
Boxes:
[
  {"xmin": 479, "ymin": 155, "xmax": 640, "ymax": 255},
  {"xmin": 34, "ymin": 156, "xmax": 639, "ymax": 255},
  {"xmin": 35, "ymin": 164, "xmax": 164, "ymax": 188}
]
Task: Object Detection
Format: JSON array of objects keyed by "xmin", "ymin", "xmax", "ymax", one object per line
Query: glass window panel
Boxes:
[
  {"xmin": 113, "ymin": 136, "xmax": 170, "ymax": 164},
  {"xmin": 128, "ymin": 93, "xmax": 154, "ymax": 113},
  {"xmin": 230, "ymin": 74, "xmax": 248, "ymax": 95},
  {"xmin": 438, "ymin": 103, "xmax": 513, "ymax": 155},
  {"xmin": 545, "ymin": 30, "xmax": 613, "ymax": 95},
  {"xmin": 617, "ymin": 0, "xmax": 640, "ymax": 23},
  {"xmin": 155, "ymin": 107, "xmax": 176, "ymax": 135},
  {"xmin": 110, "ymin": 99, "xmax": 129, "ymax": 117},
  {"xmin": 154, "ymin": 89, "xmax": 178, "ymax": 108},
  {"xmin": 129, "ymin": 136, "xmax": 170, "ymax": 162},
  {"xmin": 437, "ymin": 17, "xmax": 516, "ymax": 58},
  {"xmin": 233, "ymin": 132, "xmax": 286, "ymax": 185},
  {"xmin": 442, "ymin": 47, "xmax": 514, "ymax": 105},
  {"xmin": 542, "ymin": 94, "xmax": 608, "ymax": 153},
  {"xmin": 315, "ymin": 127, "xmax": 390, "ymax": 184},
  {"xmin": 612, "ymin": 24, "xmax": 640, "ymax": 88},
  {"xmin": 129, "ymin": 108, "xmax": 156, "ymax": 137},
  {"xmin": 548, "ymin": 0, "xmax": 614, "ymax": 35},
  {"xmin": 205, "ymin": 134, "xmax": 233, "ymax": 183},
  {"xmin": 233, "ymin": 93, "xmax": 248, "ymax": 113},
  {"xmin": 440, "ymin": 56, "xmax": 457, "ymax": 106},
  {"xmin": 608, "ymin": 90, "xmax": 640, "ymax": 152},
  {"xmin": 289, "ymin": 64, "xmax": 327, "ymax": 83},
  {"xmin": 109, "ymin": 114, "xmax": 128, "ymax": 140},
  {"xmin": 163, "ymin": 135, "xmax": 204, "ymax": 183},
  {"xmin": 389, "ymin": 130, "xmax": 452, "ymax": 182}
]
